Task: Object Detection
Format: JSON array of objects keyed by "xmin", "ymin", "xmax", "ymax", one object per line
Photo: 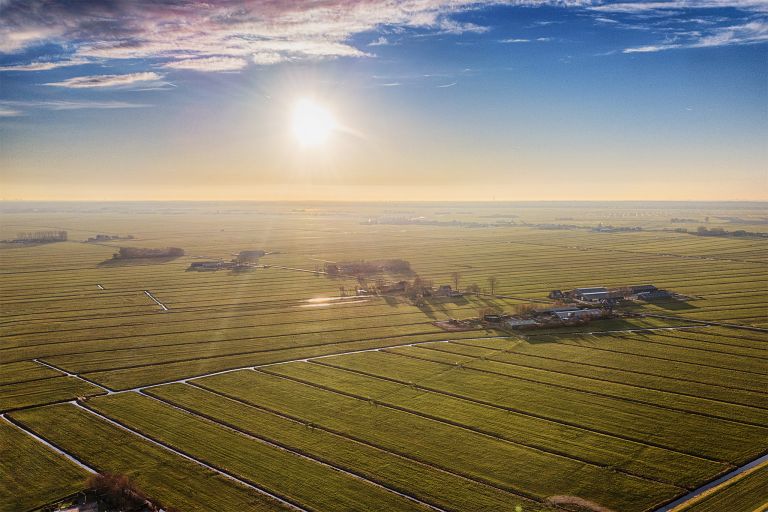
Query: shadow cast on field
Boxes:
[
  {"xmin": 650, "ymin": 300, "xmax": 699, "ymax": 311},
  {"xmin": 97, "ymin": 256, "xmax": 182, "ymax": 267},
  {"xmin": 382, "ymin": 295, "xmax": 400, "ymax": 307}
]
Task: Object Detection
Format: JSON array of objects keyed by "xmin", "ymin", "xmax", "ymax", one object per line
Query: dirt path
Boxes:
[
  {"xmin": 656, "ymin": 454, "xmax": 768, "ymax": 511},
  {"xmin": 143, "ymin": 290, "xmax": 168, "ymax": 311}
]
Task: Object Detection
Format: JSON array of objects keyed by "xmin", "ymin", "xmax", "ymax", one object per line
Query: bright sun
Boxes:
[{"xmin": 292, "ymin": 98, "xmax": 336, "ymax": 148}]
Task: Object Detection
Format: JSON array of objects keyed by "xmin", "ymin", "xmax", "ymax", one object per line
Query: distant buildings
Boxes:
[
  {"xmin": 562, "ymin": 284, "xmax": 672, "ymax": 303},
  {"xmin": 435, "ymin": 284, "xmax": 464, "ymax": 298}
]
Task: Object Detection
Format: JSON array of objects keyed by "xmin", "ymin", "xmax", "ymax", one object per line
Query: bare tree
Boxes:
[
  {"xmin": 487, "ymin": 275, "xmax": 499, "ymax": 296},
  {"xmin": 451, "ymin": 271, "xmax": 462, "ymax": 291}
]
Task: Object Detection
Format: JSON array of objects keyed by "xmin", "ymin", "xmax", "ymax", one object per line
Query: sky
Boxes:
[{"xmin": 0, "ymin": 0, "xmax": 766, "ymax": 201}]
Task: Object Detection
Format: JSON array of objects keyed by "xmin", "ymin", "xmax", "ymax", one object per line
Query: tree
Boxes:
[
  {"xmin": 487, "ymin": 275, "xmax": 499, "ymax": 296},
  {"xmin": 465, "ymin": 283, "xmax": 480, "ymax": 294},
  {"xmin": 451, "ymin": 271, "xmax": 462, "ymax": 291}
]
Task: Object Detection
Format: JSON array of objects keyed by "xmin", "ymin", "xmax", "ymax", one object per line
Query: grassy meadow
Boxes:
[{"xmin": 0, "ymin": 201, "xmax": 766, "ymax": 512}]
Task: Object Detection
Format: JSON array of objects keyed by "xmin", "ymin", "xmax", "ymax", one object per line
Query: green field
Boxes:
[{"xmin": 1, "ymin": 201, "xmax": 766, "ymax": 511}]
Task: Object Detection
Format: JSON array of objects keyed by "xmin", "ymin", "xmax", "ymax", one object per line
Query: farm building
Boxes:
[
  {"xmin": 548, "ymin": 290, "xmax": 564, "ymax": 299},
  {"xmin": 630, "ymin": 284, "xmax": 658, "ymax": 294},
  {"xmin": 189, "ymin": 261, "xmax": 227, "ymax": 270},
  {"xmin": 573, "ymin": 287, "xmax": 608, "ymax": 299},
  {"xmin": 537, "ymin": 306, "xmax": 583, "ymax": 315},
  {"xmin": 435, "ymin": 284, "xmax": 464, "ymax": 298},
  {"xmin": 553, "ymin": 309, "xmax": 602, "ymax": 321},
  {"xmin": 580, "ymin": 291, "xmax": 610, "ymax": 302},
  {"xmin": 637, "ymin": 290, "xmax": 672, "ymax": 301}
]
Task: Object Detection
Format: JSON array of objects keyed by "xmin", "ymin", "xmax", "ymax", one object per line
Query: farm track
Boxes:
[{"xmin": 656, "ymin": 456, "xmax": 768, "ymax": 512}]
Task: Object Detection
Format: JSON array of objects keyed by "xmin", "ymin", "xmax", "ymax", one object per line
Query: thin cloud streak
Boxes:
[
  {"xmin": 623, "ymin": 19, "xmax": 768, "ymax": 52},
  {"xmin": 44, "ymin": 72, "xmax": 164, "ymax": 88},
  {"xmin": 162, "ymin": 56, "xmax": 248, "ymax": 72},
  {"xmin": 0, "ymin": 58, "xmax": 89, "ymax": 71}
]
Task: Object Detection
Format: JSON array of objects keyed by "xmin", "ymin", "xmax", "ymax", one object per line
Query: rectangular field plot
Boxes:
[
  {"xmin": 144, "ymin": 382, "xmax": 536, "ymax": 512},
  {"xmin": 8, "ymin": 403, "xmax": 289, "ymax": 512},
  {"xmin": 195, "ymin": 368, "xmax": 681, "ymax": 512},
  {"xmin": 0, "ymin": 376, "xmax": 106, "ymax": 412},
  {"xmin": 0, "ymin": 418, "xmax": 89, "ymax": 512},
  {"xmin": 84, "ymin": 392, "xmax": 434, "ymax": 512}
]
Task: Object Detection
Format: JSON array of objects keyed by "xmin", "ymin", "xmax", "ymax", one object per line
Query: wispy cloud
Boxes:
[
  {"xmin": 162, "ymin": 56, "xmax": 247, "ymax": 72},
  {"xmin": 500, "ymin": 38, "xmax": 531, "ymax": 43},
  {"xmin": 44, "ymin": 72, "xmax": 164, "ymax": 89},
  {"xmin": 623, "ymin": 19, "xmax": 768, "ymax": 52},
  {"xmin": 437, "ymin": 81, "xmax": 457, "ymax": 88},
  {"xmin": 0, "ymin": 0, "xmax": 501, "ymax": 71},
  {"xmin": 369, "ymin": 36, "xmax": 392, "ymax": 46},
  {"xmin": 0, "ymin": 100, "xmax": 149, "ymax": 116},
  {"xmin": 591, "ymin": 1, "xmax": 768, "ymax": 14},
  {"xmin": 0, "ymin": 106, "xmax": 22, "ymax": 116},
  {"xmin": 252, "ymin": 52, "xmax": 288, "ymax": 65},
  {"xmin": 0, "ymin": 0, "xmax": 764, "ymax": 80},
  {"xmin": 0, "ymin": 58, "xmax": 89, "ymax": 72}
]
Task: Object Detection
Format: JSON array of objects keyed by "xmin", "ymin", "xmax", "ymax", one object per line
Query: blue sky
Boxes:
[{"xmin": 0, "ymin": 1, "xmax": 766, "ymax": 200}]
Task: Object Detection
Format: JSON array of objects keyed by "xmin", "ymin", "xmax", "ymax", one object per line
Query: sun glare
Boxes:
[{"xmin": 292, "ymin": 98, "xmax": 336, "ymax": 148}]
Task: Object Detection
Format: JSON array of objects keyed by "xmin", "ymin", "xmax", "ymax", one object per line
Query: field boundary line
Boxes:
[
  {"xmin": 143, "ymin": 290, "xmax": 168, "ymax": 312},
  {"xmin": 420, "ymin": 343, "xmax": 768, "ymax": 413},
  {"xmin": 74, "ymin": 402, "xmax": 306, "ymax": 512},
  {"xmin": 382, "ymin": 348, "xmax": 768, "ymax": 430},
  {"xmin": 66, "ymin": 329, "xmax": 466, "ymax": 376},
  {"xmin": 34, "ymin": 359, "xmax": 114, "ymax": 395},
  {"xmin": 139, "ymin": 390, "xmax": 446, "ymax": 512},
  {"xmin": 541, "ymin": 338, "xmax": 768, "ymax": 378},
  {"xmin": 1, "ymin": 316, "xmax": 459, "ymax": 356},
  {"xmin": 258, "ymin": 365, "xmax": 694, "ymax": 493},
  {"xmin": 82, "ymin": 335, "xmax": 509, "ymax": 393},
  {"xmin": 608, "ymin": 331, "xmax": 768, "ymax": 363},
  {"xmin": 186, "ymin": 380, "xmax": 544, "ymax": 505},
  {"xmin": 656, "ymin": 454, "xmax": 768, "ymax": 512},
  {"xmin": 1, "ymin": 412, "xmax": 97, "ymax": 474},
  {"xmin": 323, "ymin": 352, "xmax": 729, "ymax": 464},
  {"xmin": 151, "ymin": 383, "xmax": 517, "ymax": 512},
  {"xmin": 643, "ymin": 314, "xmax": 768, "ymax": 333},
  {"xmin": 451, "ymin": 341, "xmax": 768, "ymax": 395}
]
